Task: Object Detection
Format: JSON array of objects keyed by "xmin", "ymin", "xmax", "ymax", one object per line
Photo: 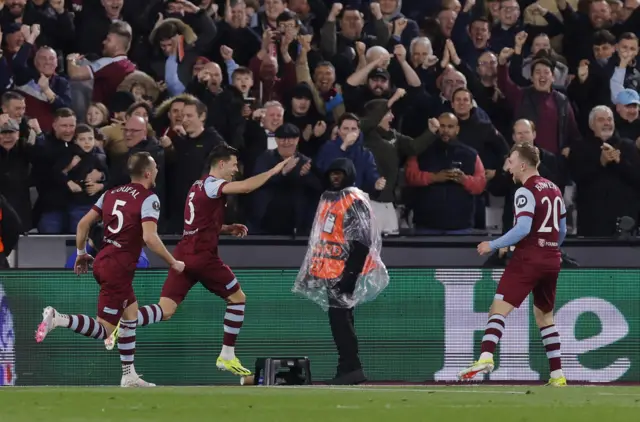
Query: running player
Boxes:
[
  {"xmin": 106, "ymin": 143, "xmax": 295, "ymax": 376},
  {"xmin": 458, "ymin": 143, "xmax": 568, "ymax": 386},
  {"xmin": 35, "ymin": 152, "xmax": 185, "ymax": 387}
]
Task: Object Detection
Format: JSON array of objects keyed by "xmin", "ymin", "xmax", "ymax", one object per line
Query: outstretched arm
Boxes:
[{"xmin": 489, "ymin": 216, "xmax": 533, "ymax": 251}]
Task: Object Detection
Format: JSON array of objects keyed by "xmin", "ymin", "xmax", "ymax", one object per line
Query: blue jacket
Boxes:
[
  {"xmin": 315, "ymin": 133, "xmax": 380, "ymax": 194},
  {"xmin": 65, "ymin": 244, "xmax": 149, "ymax": 269}
]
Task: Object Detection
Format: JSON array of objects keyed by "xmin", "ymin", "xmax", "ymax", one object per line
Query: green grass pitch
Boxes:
[{"xmin": 1, "ymin": 385, "xmax": 639, "ymax": 422}]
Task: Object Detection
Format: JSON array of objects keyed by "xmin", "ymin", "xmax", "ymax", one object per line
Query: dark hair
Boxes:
[
  {"xmin": 75, "ymin": 123, "xmax": 94, "ymax": 136},
  {"xmin": 208, "ymin": 143, "xmax": 239, "ymax": 168},
  {"xmin": 54, "ymin": 108, "xmax": 76, "ymax": 120},
  {"xmin": 314, "ymin": 60, "xmax": 335, "ymax": 71},
  {"xmin": 182, "ymin": 97, "xmax": 208, "ymax": 117},
  {"xmin": 232, "ymin": 66, "xmax": 253, "ymax": 79},
  {"xmin": 276, "ymin": 11, "xmax": 297, "ymax": 24},
  {"xmin": 337, "ymin": 112, "xmax": 360, "ymax": 128},
  {"xmin": 126, "ymin": 101, "xmax": 152, "ymax": 118},
  {"xmin": 155, "ymin": 22, "xmax": 179, "ymax": 42},
  {"xmin": 593, "ymin": 29, "xmax": 616, "ymax": 46},
  {"xmin": 1, "ymin": 91, "xmax": 24, "ymax": 105},
  {"xmin": 510, "ymin": 143, "xmax": 540, "ymax": 168},
  {"xmin": 452, "ymin": 87, "xmax": 473, "ymax": 101},
  {"xmin": 127, "ymin": 151, "xmax": 155, "ymax": 178},
  {"xmin": 470, "ymin": 16, "xmax": 490, "ymax": 27},
  {"xmin": 531, "ymin": 57, "xmax": 555, "ymax": 73},
  {"xmin": 618, "ymin": 32, "xmax": 639, "ymax": 43}
]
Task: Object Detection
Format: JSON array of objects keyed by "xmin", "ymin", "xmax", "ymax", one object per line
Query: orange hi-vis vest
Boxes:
[
  {"xmin": 0, "ymin": 207, "xmax": 4, "ymax": 253},
  {"xmin": 308, "ymin": 191, "xmax": 375, "ymax": 280}
]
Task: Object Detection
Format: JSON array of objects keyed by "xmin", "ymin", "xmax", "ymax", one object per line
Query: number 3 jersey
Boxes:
[
  {"xmin": 512, "ymin": 175, "xmax": 566, "ymax": 263},
  {"xmin": 177, "ymin": 175, "xmax": 227, "ymax": 255},
  {"xmin": 92, "ymin": 183, "xmax": 160, "ymax": 271}
]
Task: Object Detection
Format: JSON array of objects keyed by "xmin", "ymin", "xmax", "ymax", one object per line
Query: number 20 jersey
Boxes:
[
  {"xmin": 92, "ymin": 183, "xmax": 160, "ymax": 271},
  {"xmin": 512, "ymin": 175, "xmax": 566, "ymax": 263}
]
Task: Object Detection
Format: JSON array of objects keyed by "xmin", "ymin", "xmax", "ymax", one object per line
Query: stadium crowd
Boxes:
[{"xmin": 0, "ymin": 0, "xmax": 639, "ymax": 239}]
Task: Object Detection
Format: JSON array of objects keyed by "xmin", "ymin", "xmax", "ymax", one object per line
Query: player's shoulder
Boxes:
[{"xmin": 203, "ymin": 175, "xmax": 227, "ymax": 199}]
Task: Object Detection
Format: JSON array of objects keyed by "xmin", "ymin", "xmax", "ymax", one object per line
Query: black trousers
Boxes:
[{"xmin": 327, "ymin": 271, "xmax": 362, "ymax": 376}]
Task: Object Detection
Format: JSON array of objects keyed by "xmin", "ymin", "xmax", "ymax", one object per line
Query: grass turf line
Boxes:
[{"xmin": 1, "ymin": 386, "xmax": 639, "ymax": 422}]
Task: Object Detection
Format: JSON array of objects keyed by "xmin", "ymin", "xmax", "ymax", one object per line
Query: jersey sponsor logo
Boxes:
[
  {"xmin": 538, "ymin": 238, "xmax": 559, "ymax": 248},
  {"xmin": 515, "ymin": 195, "xmax": 528, "ymax": 208},
  {"xmin": 152, "ymin": 201, "xmax": 160, "ymax": 211},
  {"xmin": 183, "ymin": 228, "xmax": 199, "ymax": 236},
  {"xmin": 105, "ymin": 238, "xmax": 122, "ymax": 248}
]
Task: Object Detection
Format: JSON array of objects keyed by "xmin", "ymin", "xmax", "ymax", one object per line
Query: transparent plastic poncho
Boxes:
[{"xmin": 292, "ymin": 187, "xmax": 389, "ymax": 310}]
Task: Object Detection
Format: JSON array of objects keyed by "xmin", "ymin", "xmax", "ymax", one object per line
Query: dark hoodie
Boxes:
[
  {"xmin": 315, "ymin": 134, "xmax": 380, "ymax": 195},
  {"xmin": 322, "ymin": 158, "xmax": 371, "ymax": 283}
]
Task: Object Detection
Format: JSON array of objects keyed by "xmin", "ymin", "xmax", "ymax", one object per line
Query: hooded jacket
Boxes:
[
  {"xmin": 148, "ymin": 16, "xmax": 217, "ymax": 88},
  {"xmin": 315, "ymin": 133, "xmax": 380, "ymax": 195},
  {"xmin": 314, "ymin": 158, "xmax": 371, "ymax": 287}
]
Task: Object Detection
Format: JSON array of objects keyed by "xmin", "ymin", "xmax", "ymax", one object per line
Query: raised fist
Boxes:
[
  {"xmin": 299, "ymin": 34, "xmax": 313, "ymax": 52},
  {"xmin": 370, "ymin": 2, "xmax": 382, "ymax": 19},
  {"xmin": 423, "ymin": 54, "xmax": 439, "ymax": 68},
  {"xmin": 394, "ymin": 18, "xmax": 408, "ymax": 35},
  {"xmin": 220, "ymin": 45, "xmax": 233, "ymax": 61},
  {"xmin": 577, "ymin": 60, "xmax": 589, "ymax": 82},
  {"xmin": 393, "ymin": 88, "xmax": 407, "ymax": 99},
  {"xmin": 428, "ymin": 118, "xmax": 440, "ymax": 134},
  {"xmin": 515, "ymin": 31, "xmax": 528, "ymax": 47},
  {"xmin": 393, "ymin": 44, "xmax": 407, "ymax": 62},
  {"xmin": 498, "ymin": 48, "xmax": 515, "ymax": 65},
  {"xmin": 313, "ymin": 120, "xmax": 327, "ymax": 137},
  {"xmin": 355, "ymin": 41, "xmax": 366, "ymax": 57},
  {"xmin": 329, "ymin": 2, "xmax": 343, "ymax": 20}
]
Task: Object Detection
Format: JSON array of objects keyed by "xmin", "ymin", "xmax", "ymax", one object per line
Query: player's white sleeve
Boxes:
[
  {"xmin": 513, "ymin": 187, "xmax": 536, "ymax": 220},
  {"xmin": 88, "ymin": 56, "xmax": 124, "ymax": 79},
  {"xmin": 204, "ymin": 176, "xmax": 227, "ymax": 198},
  {"xmin": 141, "ymin": 194, "xmax": 161, "ymax": 223},
  {"xmin": 91, "ymin": 192, "xmax": 107, "ymax": 213}
]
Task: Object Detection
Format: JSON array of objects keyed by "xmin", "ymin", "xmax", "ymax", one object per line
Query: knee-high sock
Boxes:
[
  {"xmin": 62, "ymin": 314, "xmax": 107, "ymax": 340},
  {"xmin": 119, "ymin": 319, "xmax": 137, "ymax": 376},
  {"xmin": 137, "ymin": 304, "xmax": 163, "ymax": 327},
  {"xmin": 480, "ymin": 314, "xmax": 506, "ymax": 355},
  {"xmin": 220, "ymin": 303, "xmax": 245, "ymax": 359}
]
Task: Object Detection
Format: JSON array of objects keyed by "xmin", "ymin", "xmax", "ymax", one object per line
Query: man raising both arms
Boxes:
[
  {"xmin": 36, "ymin": 152, "xmax": 185, "ymax": 387},
  {"xmin": 458, "ymin": 143, "xmax": 568, "ymax": 387},
  {"xmin": 106, "ymin": 143, "xmax": 296, "ymax": 376}
]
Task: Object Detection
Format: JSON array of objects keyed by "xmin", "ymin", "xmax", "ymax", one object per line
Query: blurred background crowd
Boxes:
[{"xmin": 0, "ymin": 0, "xmax": 639, "ymax": 239}]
